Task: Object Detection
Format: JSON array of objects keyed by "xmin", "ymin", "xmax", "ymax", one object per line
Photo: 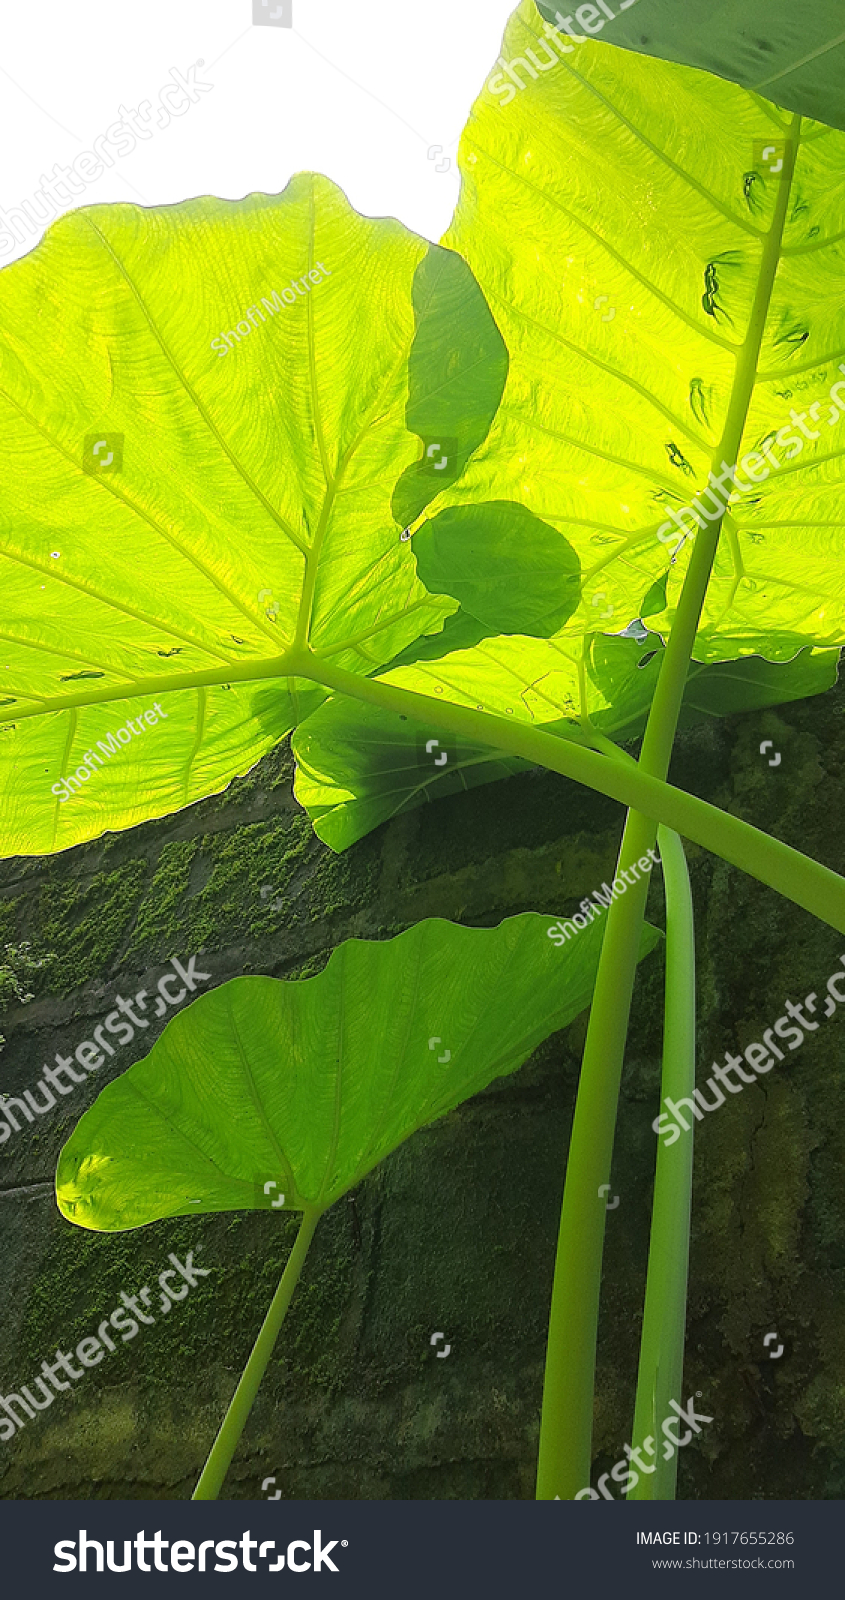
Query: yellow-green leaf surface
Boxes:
[
  {"xmin": 434, "ymin": 3, "xmax": 845, "ymax": 676},
  {"xmin": 56, "ymin": 913, "xmax": 661, "ymax": 1231},
  {"xmin": 381, "ymin": 617, "xmax": 842, "ymax": 742},
  {"xmin": 0, "ymin": 175, "xmax": 508, "ymax": 857}
]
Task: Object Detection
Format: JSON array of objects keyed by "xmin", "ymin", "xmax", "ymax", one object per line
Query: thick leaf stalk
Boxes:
[
  {"xmin": 192, "ymin": 1205, "xmax": 322, "ymax": 1501},
  {"xmin": 534, "ymin": 112, "xmax": 801, "ymax": 1499},
  {"xmin": 289, "ymin": 651, "xmax": 845, "ymax": 935},
  {"xmin": 627, "ymin": 826, "xmax": 695, "ymax": 1501}
]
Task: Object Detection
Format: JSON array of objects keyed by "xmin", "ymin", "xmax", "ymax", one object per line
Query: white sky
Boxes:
[{"xmin": 0, "ymin": 0, "xmax": 516, "ymax": 265}]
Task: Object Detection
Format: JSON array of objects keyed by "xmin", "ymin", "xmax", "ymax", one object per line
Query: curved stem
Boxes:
[
  {"xmin": 627, "ymin": 826, "xmax": 695, "ymax": 1500},
  {"xmin": 291, "ymin": 652, "xmax": 845, "ymax": 935},
  {"xmin": 192, "ymin": 1205, "xmax": 323, "ymax": 1501}
]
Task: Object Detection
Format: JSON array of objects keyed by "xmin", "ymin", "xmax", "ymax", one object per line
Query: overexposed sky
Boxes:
[{"xmin": 0, "ymin": 0, "xmax": 516, "ymax": 265}]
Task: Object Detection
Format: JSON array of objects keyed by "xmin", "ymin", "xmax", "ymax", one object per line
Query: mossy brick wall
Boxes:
[{"xmin": 0, "ymin": 679, "xmax": 843, "ymax": 1500}]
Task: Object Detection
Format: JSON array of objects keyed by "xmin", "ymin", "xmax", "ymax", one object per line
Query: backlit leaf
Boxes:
[
  {"xmin": 439, "ymin": 4, "xmax": 845, "ymax": 665},
  {"xmin": 0, "ymin": 177, "xmax": 506, "ymax": 856},
  {"xmin": 55, "ymin": 913, "xmax": 661, "ymax": 1230}
]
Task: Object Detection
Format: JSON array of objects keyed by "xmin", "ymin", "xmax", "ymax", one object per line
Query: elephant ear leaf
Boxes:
[
  {"xmin": 678, "ymin": 643, "xmax": 840, "ymax": 724},
  {"xmin": 55, "ymin": 913, "xmax": 661, "ymax": 1231},
  {"xmin": 441, "ymin": 3, "xmax": 845, "ymax": 666},
  {"xmin": 0, "ymin": 179, "xmax": 507, "ymax": 859}
]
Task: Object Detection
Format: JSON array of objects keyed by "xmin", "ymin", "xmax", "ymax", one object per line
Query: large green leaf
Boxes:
[
  {"xmin": 534, "ymin": 0, "xmax": 845, "ymax": 134},
  {"xmin": 0, "ymin": 176, "xmax": 508, "ymax": 857},
  {"xmin": 435, "ymin": 4, "xmax": 845, "ymax": 677},
  {"xmin": 293, "ymin": 640, "xmax": 839, "ymax": 849},
  {"xmin": 591, "ymin": 637, "xmax": 841, "ymax": 735},
  {"xmin": 55, "ymin": 913, "xmax": 661, "ymax": 1231}
]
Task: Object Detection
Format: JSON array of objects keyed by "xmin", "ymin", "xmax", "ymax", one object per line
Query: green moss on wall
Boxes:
[
  {"xmin": 193, "ymin": 816, "xmax": 314, "ymax": 947},
  {"xmin": 14, "ymin": 1203, "xmax": 357, "ymax": 1415},
  {"xmin": 0, "ymin": 898, "xmax": 18, "ymax": 945},
  {"xmin": 126, "ymin": 839, "xmax": 200, "ymax": 960},
  {"xmin": 121, "ymin": 813, "xmax": 384, "ymax": 964},
  {"xmin": 37, "ymin": 861, "xmax": 148, "ymax": 994}
]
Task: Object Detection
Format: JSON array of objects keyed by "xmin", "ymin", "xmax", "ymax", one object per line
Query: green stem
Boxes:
[
  {"xmin": 536, "ymin": 811, "xmax": 655, "ymax": 1501},
  {"xmin": 531, "ymin": 518, "xmax": 730, "ymax": 1502},
  {"xmin": 533, "ymin": 114, "xmax": 801, "ymax": 1499},
  {"xmin": 627, "ymin": 826, "xmax": 695, "ymax": 1500},
  {"xmin": 192, "ymin": 1205, "xmax": 322, "ymax": 1501},
  {"xmin": 290, "ymin": 649, "xmax": 845, "ymax": 935}
]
